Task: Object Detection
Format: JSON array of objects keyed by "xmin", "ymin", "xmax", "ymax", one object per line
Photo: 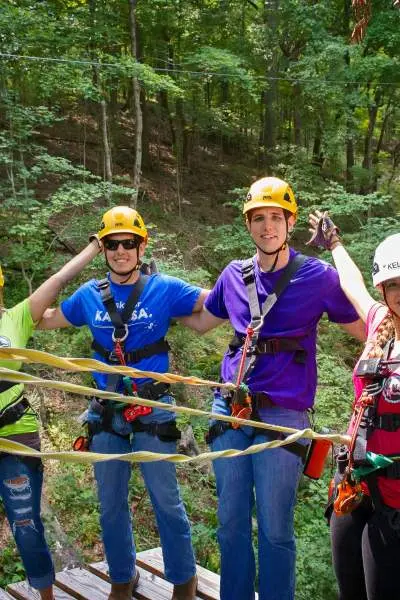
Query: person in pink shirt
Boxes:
[{"xmin": 309, "ymin": 211, "xmax": 400, "ymax": 600}]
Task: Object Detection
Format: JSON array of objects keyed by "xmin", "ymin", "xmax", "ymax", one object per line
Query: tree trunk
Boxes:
[
  {"xmin": 360, "ymin": 87, "xmax": 382, "ymax": 193},
  {"xmin": 262, "ymin": 0, "xmax": 279, "ymax": 167},
  {"xmin": 100, "ymin": 100, "xmax": 113, "ymax": 186},
  {"xmin": 293, "ymin": 84, "xmax": 302, "ymax": 146},
  {"xmin": 312, "ymin": 119, "xmax": 324, "ymax": 167},
  {"xmin": 372, "ymin": 96, "xmax": 392, "ymax": 190},
  {"xmin": 129, "ymin": 0, "xmax": 143, "ymax": 208}
]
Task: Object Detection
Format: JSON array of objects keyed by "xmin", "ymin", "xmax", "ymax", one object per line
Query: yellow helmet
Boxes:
[
  {"xmin": 0, "ymin": 265, "xmax": 4, "ymax": 288},
  {"xmin": 98, "ymin": 206, "xmax": 148, "ymax": 242},
  {"xmin": 243, "ymin": 177, "xmax": 298, "ymax": 217}
]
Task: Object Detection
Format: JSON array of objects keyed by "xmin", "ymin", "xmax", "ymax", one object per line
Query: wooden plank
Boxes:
[
  {"xmin": 136, "ymin": 547, "xmax": 258, "ymax": 600},
  {"xmin": 89, "ymin": 550, "xmax": 219, "ymax": 600},
  {"xmin": 6, "ymin": 581, "xmax": 75, "ymax": 600},
  {"xmin": 87, "ymin": 565, "xmax": 173, "ymax": 600},
  {"xmin": 136, "ymin": 548, "xmax": 220, "ymax": 600},
  {"xmin": 55, "ymin": 568, "xmax": 110, "ymax": 600}
]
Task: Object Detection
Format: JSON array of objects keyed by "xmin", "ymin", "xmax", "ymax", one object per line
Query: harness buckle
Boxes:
[
  {"xmin": 108, "ymin": 349, "xmax": 123, "ymax": 364},
  {"xmin": 112, "ymin": 324, "xmax": 129, "ymax": 343}
]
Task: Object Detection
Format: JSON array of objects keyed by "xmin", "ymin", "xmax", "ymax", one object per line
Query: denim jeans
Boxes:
[
  {"xmin": 211, "ymin": 402, "xmax": 309, "ymax": 600},
  {"xmin": 0, "ymin": 454, "xmax": 54, "ymax": 590},
  {"xmin": 91, "ymin": 411, "xmax": 196, "ymax": 585}
]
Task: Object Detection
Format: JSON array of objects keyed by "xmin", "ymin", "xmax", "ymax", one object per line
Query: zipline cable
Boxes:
[{"xmin": 0, "ymin": 52, "xmax": 399, "ymax": 87}]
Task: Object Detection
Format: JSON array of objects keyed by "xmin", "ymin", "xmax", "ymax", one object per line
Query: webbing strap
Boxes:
[
  {"xmin": 0, "ymin": 395, "xmax": 29, "ymax": 428},
  {"xmin": 96, "ymin": 273, "xmax": 149, "ymax": 341},
  {"xmin": 95, "ymin": 273, "xmax": 150, "ymax": 392},
  {"xmin": 91, "ymin": 338, "xmax": 170, "ymax": 364},
  {"xmin": 0, "ymin": 380, "xmax": 18, "ymax": 394},
  {"xmin": 237, "ymin": 254, "xmax": 307, "ymax": 383}
]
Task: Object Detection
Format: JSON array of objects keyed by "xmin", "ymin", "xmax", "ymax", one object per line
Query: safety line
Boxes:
[
  {"xmin": 0, "ymin": 364, "xmax": 350, "ymax": 446},
  {"xmin": 0, "ymin": 427, "xmax": 345, "ymax": 465},
  {"xmin": 0, "ymin": 347, "xmax": 234, "ymax": 389},
  {"xmin": 0, "ymin": 52, "xmax": 399, "ymax": 87}
]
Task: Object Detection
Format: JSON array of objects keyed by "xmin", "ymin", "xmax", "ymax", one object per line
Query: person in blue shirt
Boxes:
[{"xmin": 40, "ymin": 206, "xmax": 207, "ymax": 600}]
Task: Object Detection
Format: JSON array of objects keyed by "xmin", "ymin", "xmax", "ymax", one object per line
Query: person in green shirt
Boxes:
[{"xmin": 0, "ymin": 239, "xmax": 100, "ymax": 600}]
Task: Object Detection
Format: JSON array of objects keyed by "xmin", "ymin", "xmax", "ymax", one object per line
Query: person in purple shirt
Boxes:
[{"xmin": 182, "ymin": 177, "xmax": 365, "ymax": 600}]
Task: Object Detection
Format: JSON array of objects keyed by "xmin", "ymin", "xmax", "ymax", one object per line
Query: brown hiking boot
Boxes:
[
  {"xmin": 108, "ymin": 570, "xmax": 140, "ymax": 600},
  {"xmin": 171, "ymin": 574, "xmax": 198, "ymax": 600}
]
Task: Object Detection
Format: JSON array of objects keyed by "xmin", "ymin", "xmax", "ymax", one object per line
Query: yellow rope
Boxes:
[
  {"xmin": 0, "ymin": 346, "xmax": 351, "ymax": 462},
  {"xmin": 0, "ymin": 347, "xmax": 235, "ymax": 389}
]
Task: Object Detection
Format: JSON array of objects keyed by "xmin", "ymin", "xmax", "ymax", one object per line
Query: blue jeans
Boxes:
[
  {"xmin": 91, "ymin": 413, "xmax": 196, "ymax": 585},
  {"xmin": 211, "ymin": 403, "xmax": 309, "ymax": 600},
  {"xmin": 0, "ymin": 455, "xmax": 54, "ymax": 590}
]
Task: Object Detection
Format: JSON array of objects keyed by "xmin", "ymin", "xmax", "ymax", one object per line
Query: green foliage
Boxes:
[
  {"xmin": 47, "ymin": 464, "xmax": 100, "ymax": 549},
  {"xmin": 0, "ymin": 541, "xmax": 26, "ymax": 588},
  {"xmin": 295, "ymin": 476, "xmax": 337, "ymax": 600}
]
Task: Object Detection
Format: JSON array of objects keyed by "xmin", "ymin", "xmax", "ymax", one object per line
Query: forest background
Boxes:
[{"xmin": 0, "ymin": 0, "xmax": 399, "ymax": 598}]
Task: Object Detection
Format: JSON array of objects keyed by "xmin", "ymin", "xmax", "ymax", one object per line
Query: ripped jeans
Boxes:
[{"xmin": 0, "ymin": 454, "xmax": 54, "ymax": 590}]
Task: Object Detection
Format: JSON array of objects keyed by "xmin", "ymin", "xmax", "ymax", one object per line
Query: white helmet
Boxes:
[{"xmin": 372, "ymin": 234, "xmax": 400, "ymax": 287}]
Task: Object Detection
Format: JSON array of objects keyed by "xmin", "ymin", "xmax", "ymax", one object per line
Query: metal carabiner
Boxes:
[{"xmin": 112, "ymin": 324, "xmax": 129, "ymax": 343}]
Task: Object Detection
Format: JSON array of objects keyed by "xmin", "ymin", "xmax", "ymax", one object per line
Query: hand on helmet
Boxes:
[
  {"xmin": 89, "ymin": 233, "xmax": 103, "ymax": 252},
  {"xmin": 307, "ymin": 210, "xmax": 341, "ymax": 250}
]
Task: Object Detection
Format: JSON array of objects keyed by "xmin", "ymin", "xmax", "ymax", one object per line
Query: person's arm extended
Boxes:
[
  {"xmin": 192, "ymin": 289, "xmax": 210, "ymax": 312},
  {"xmin": 29, "ymin": 239, "xmax": 100, "ymax": 323},
  {"xmin": 331, "ymin": 245, "xmax": 375, "ymax": 323},
  {"xmin": 179, "ymin": 306, "xmax": 226, "ymax": 334},
  {"xmin": 339, "ymin": 318, "xmax": 366, "ymax": 342},
  {"xmin": 309, "ymin": 211, "xmax": 375, "ymax": 323}
]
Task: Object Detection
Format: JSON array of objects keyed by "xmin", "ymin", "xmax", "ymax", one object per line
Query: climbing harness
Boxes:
[
  {"xmin": 74, "ymin": 266, "xmax": 175, "ymax": 448},
  {"xmin": 207, "ymin": 254, "xmax": 310, "ymax": 463},
  {"xmin": 0, "ymin": 393, "xmax": 31, "ymax": 429},
  {"xmin": 331, "ymin": 341, "xmax": 400, "ymax": 521}
]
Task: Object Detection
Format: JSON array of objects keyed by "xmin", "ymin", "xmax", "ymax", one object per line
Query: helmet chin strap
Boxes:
[
  {"xmin": 105, "ymin": 246, "xmax": 141, "ymax": 284},
  {"xmin": 255, "ymin": 218, "xmax": 291, "ymax": 273}
]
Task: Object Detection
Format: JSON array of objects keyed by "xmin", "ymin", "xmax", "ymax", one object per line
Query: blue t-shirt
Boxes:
[
  {"xmin": 205, "ymin": 249, "xmax": 359, "ymax": 412},
  {"xmin": 61, "ymin": 273, "xmax": 201, "ymax": 391}
]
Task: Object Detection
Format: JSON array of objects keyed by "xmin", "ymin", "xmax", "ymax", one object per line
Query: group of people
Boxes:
[{"xmin": 0, "ymin": 176, "xmax": 399, "ymax": 600}]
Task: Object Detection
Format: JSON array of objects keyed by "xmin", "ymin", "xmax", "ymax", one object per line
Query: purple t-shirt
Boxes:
[{"xmin": 205, "ymin": 249, "xmax": 359, "ymax": 412}]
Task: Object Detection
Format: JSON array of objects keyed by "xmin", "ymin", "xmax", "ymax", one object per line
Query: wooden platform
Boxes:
[{"xmin": 2, "ymin": 547, "xmax": 243, "ymax": 600}]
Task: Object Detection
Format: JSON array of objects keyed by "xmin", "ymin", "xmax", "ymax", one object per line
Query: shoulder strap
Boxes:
[
  {"xmin": 260, "ymin": 253, "xmax": 307, "ymax": 317},
  {"xmin": 242, "ymin": 254, "xmax": 307, "ymax": 326},
  {"xmin": 96, "ymin": 274, "xmax": 150, "ymax": 341},
  {"xmin": 237, "ymin": 254, "xmax": 307, "ymax": 384}
]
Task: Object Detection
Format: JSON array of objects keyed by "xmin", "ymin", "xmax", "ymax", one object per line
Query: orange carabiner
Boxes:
[{"xmin": 333, "ymin": 476, "xmax": 363, "ymax": 516}]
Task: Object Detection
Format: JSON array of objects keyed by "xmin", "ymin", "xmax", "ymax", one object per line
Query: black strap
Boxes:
[
  {"xmin": 132, "ymin": 420, "xmax": 181, "ymax": 442},
  {"xmin": 229, "ymin": 335, "xmax": 307, "ymax": 364},
  {"xmin": 0, "ymin": 396, "xmax": 30, "ymax": 429},
  {"xmin": 96, "ymin": 273, "xmax": 149, "ymax": 341},
  {"xmin": 382, "ymin": 461, "xmax": 400, "ymax": 479},
  {"xmin": 91, "ymin": 338, "xmax": 170, "ymax": 364},
  {"xmin": 0, "ymin": 381, "xmax": 19, "ymax": 394},
  {"xmin": 374, "ymin": 413, "xmax": 400, "ymax": 432}
]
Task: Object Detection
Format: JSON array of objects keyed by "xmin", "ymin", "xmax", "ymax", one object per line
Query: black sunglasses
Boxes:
[{"xmin": 103, "ymin": 238, "xmax": 138, "ymax": 251}]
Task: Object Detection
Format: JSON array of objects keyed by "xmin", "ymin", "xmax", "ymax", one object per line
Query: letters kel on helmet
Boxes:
[
  {"xmin": 98, "ymin": 206, "xmax": 148, "ymax": 242},
  {"xmin": 243, "ymin": 177, "xmax": 298, "ymax": 218},
  {"xmin": 372, "ymin": 233, "xmax": 400, "ymax": 287}
]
